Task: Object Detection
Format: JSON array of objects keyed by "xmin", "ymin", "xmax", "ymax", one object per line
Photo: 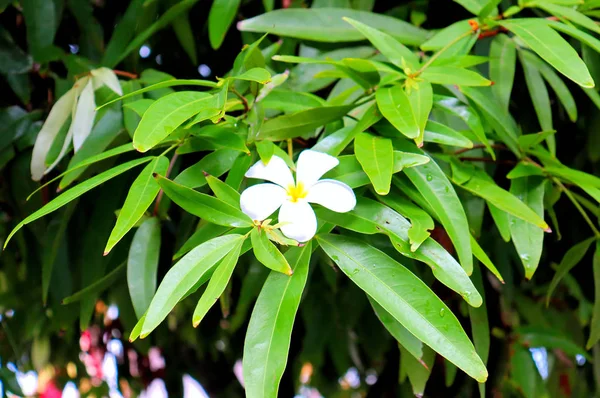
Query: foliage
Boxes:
[{"xmin": 2, "ymin": 0, "xmax": 600, "ymax": 396}]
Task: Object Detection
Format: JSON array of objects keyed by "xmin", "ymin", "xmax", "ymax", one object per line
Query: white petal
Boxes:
[
  {"xmin": 245, "ymin": 155, "xmax": 294, "ymax": 189},
  {"xmin": 240, "ymin": 183, "xmax": 286, "ymax": 221},
  {"xmin": 306, "ymin": 179, "xmax": 356, "ymax": 212},
  {"xmin": 279, "ymin": 200, "xmax": 317, "ymax": 242},
  {"xmin": 91, "ymin": 67, "xmax": 123, "ymax": 95},
  {"xmin": 72, "ymin": 79, "xmax": 97, "ymax": 152},
  {"xmin": 296, "ymin": 149, "xmax": 340, "ymax": 188}
]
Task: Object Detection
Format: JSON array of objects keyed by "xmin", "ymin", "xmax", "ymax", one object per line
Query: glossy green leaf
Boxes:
[
  {"xmin": 354, "ymin": 132, "xmax": 394, "ymax": 195},
  {"xmin": 379, "ymin": 193, "xmax": 434, "ymax": 251},
  {"xmin": 395, "ymin": 140, "xmax": 473, "ymax": 274},
  {"xmin": 256, "ymin": 141, "xmax": 275, "ymax": 164},
  {"xmin": 509, "ymin": 176, "xmax": 546, "ymax": 279},
  {"xmin": 62, "ymin": 262, "xmax": 126, "ymax": 305},
  {"xmin": 206, "ymin": 174, "xmax": 240, "ymax": 207},
  {"xmin": 587, "ymin": 241, "xmax": 600, "ymax": 348},
  {"xmin": 547, "ymin": 19, "xmax": 600, "ymax": 53},
  {"xmin": 534, "ymin": 2, "xmax": 600, "ymax": 35},
  {"xmin": 124, "ymin": 99, "xmax": 154, "ymax": 117},
  {"xmin": 488, "ymin": 203, "xmax": 511, "ymax": 242},
  {"xmin": 499, "ymin": 19, "xmax": 594, "ymax": 88},
  {"xmin": 468, "ymin": 263, "xmax": 489, "ymax": 398},
  {"xmin": 251, "ymin": 228, "xmax": 293, "ymax": 275},
  {"xmin": 369, "ymin": 298, "xmax": 425, "ymax": 364},
  {"xmin": 238, "ymin": 8, "xmax": 429, "ymax": 45},
  {"xmin": 343, "ymin": 17, "xmax": 420, "ymax": 68},
  {"xmin": 5, "ymin": 157, "xmax": 154, "ymax": 249},
  {"xmin": 408, "ymin": 81, "xmax": 432, "ymax": 145},
  {"xmin": 520, "ymin": 51, "xmax": 554, "ymax": 135},
  {"xmin": 376, "ymin": 85, "xmax": 419, "ymax": 140},
  {"xmin": 193, "ymin": 237, "xmax": 244, "ymax": 326},
  {"xmin": 243, "ymin": 244, "xmax": 312, "ymax": 397},
  {"xmin": 258, "ymin": 105, "xmax": 352, "ymax": 141},
  {"xmin": 317, "ymin": 234, "xmax": 487, "ymax": 382},
  {"xmin": 516, "ymin": 326, "xmax": 591, "ymax": 360},
  {"xmin": 460, "ymin": 87, "xmax": 520, "ymax": 155},
  {"xmin": 22, "ymin": 0, "xmax": 58, "ymax": 61},
  {"xmin": 141, "ymin": 234, "xmax": 244, "ymax": 336},
  {"xmin": 128, "ymin": 217, "xmax": 161, "ymax": 319},
  {"xmin": 421, "ymin": 67, "xmax": 492, "ymax": 86},
  {"xmin": 155, "ymin": 175, "xmax": 252, "ymax": 228},
  {"xmin": 421, "ymin": 20, "xmax": 472, "ymax": 51},
  {"xmin": 316, "ymin": 198, "xmax": 482, "ymax": 306},
  {"xmin": 133, "ymin": 92, "xmax": 213, "ymax": 152},
  {"xmin": 175, "ymin": 149, "xmax": 240, "ymax": 188},
  {"xmin": 521, "ymin": 50, "xmax": 577, "ymax": 122},
  {"xmin": 424, "ymin": 120, "xmax": 473, "ymax": 148},
  {"xmin": 401, "ymin": 344, "xmax": 435, "ymax": 396},
  {"xmin": 231, "ymin": 67, "xmax": 271, "ymax": 84},
  {"xmin": 511, "ymin": 346, "xmax": 542, "ymax": 398},
  {"xmin": 260, "ymin": 90, "xmax": 325, "ymax": 113},
  {"xmin": 208, "ymin": 0, "xmax": 242, "ymax": 50},
  {"xmin": 490, "ymin": 35, "xmax": 517, "ymax": 112},
  {"xmin": 104, "ymin": 156, "xmax": 169, "ymax": 254},
  {"xmin": 546, "ymin": 237, "xmax": 595, "ymax": 305}
]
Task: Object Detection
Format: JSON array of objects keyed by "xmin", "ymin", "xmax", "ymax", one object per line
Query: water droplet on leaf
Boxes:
[
  {"xmin": 426, "ymin": 174, "xmax": 433, "ymax": 181},
  {"xmin": 439, "ymin": 308, "xmax": 445, "ymax": 317}
]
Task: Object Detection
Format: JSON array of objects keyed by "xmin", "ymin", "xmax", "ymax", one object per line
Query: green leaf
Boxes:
[
  {"xmin": 141, "ymin": 234, "xmax": 244, "ymax": 336},
  {"xmin": 546, "ymin": 237, "xmax": 595, "ymax": 305},
  {"xmin": 470, "ymin": 236, "xmax": 504, "ymax": 282},
  {"xmin": 400, "ymin": 344, "xmax": 435, "ymax": 396},
  {"xmin": 520, "ymin": 50, "xmax": 577, "ymax": 122},
  {"xmin": 316, "ymin": 198, "xmax": 482, "ymax": 306},
  {"xmin": 587, "ymin": 242, "xmax": 600, "ymax": 348},
  {"xmin": 511, "ymin": 346, "xmax": 543, "ymax": 398},
  {"xmin": 230, "ymin": 67, "xmax": 271, "ymax": 84},
  {"xmin": 238, "ymin": 8, "xmax": 429, "ymax": 45},
  {"xmin": 468, "ymin": 263, "xmax": 490, "ymax": 398},
  {"xmin": 488, "ymin": 203, "xmax": 511, "ymax": 242},
  {"xmin": 124, "ymin": 99, "xmax": 154, "ymax": 117},
  {"xmin": 379, "ymin": 193, "xmax": 434, "ymax": 251},
  {"xmin": 193, "ymin": 237, "xmax": 244, "ymax": 326},
  {"xmin": 155, "ymin": 175, "xmax": 253, "ymax": 227},
  {"xmin": 451, "ymin": 161, "xmax": 550, "ymax": 231},
  {"xmin": 499, "ymin": 19, "xmax": 594, "ymax": 88},
  {"xmin": 255, "ymin": 141, "xmax": 275, "ymax": 164},
  {"xmin": 98, "ymin": 79, "xmax": 218, "ymax": 110},
  {"xmin": 208, "ymin": 0, "xmax": 241, "ymax": 50},
  {"xmin": 206, "ymin": 174, "xmax": 240, "ymax": 207},
  {"xmin": 317, "ymin": 234, "xmax": 487, "ymax": 382},
  {"xmin": 369, "ymin": 298, "xmax": 425, "ymax": 365},
  {"xmin": 508, "ymin": 176, "xmax": 546, "ymax": 278},
  {"xmin": 128, "ymin": 217, "xmax": 161, "ymax": 319},
  {"xmin": 490, "ymin": 35, "xmax": 517, "ymax": 112},
  {"xmin": 251, "ymin": 228, "xmax": 293, "ymax": 275},
  {"xmin": 342, "ymin": 17, "xmax": 420, "ymax": 68},
  {"xmin": 547, "ymin": 19, "xmax": 600, "ymax": 54},
  {"xmin": 102, "ymin": 0, "xmax": 145, "ymax": 67},
  {"xmin": 5, "ymin": 157, "xmax": 154, "ymax": 249},
  {"xmin": 243, "ymin": 244, "xmax": 312, "ymax": 397},
  {"xmin": 133, "ymin": 92, "xmax": 214, "ymax": 152},
  {"xmin": 104, "ymin": 156, "xmax": 169, "ymax": 254},
  {"xmin": 312, "ymin": 104, "xmax": 381, "ymax": 156},
  {"xmin": 260, "ymin": 90, "xmax": 326, "ymax": 113},
  {"xmin": 394, "ymin": 141, "xmax": 473, "ymax": 274},
  {"xmin": 421, "ymin": 67, "xmax": 492, "ymax": 86},
  {"xmin": 460, "ymin": 87, "xmax": 520, "ymax": 155},
  {"xmin": 258, "ymin": 105, "xmax": 353, "ymax": 141},
  {"xmin": 518, "ymin": 130, "xmax": 557, "ymax": 151},
  {"xmin": 22, "ymin": 0, "xmax": 59, "ymax": 62},
  {"xmin": 354, "ymin": 132, "xmax": 394, "ymax": 195},
  {"xmin": 376, "ymin": 85, "xmax": 419, "ymax": 140},
  {"xmin": 424, "ymin": 120, "xmax": 473, "ymax": 148},
  {"xmin": 407, "ymin": 81, "xmax": 433, "ymax": 145},
  {"xmin": 519, "ymin": 51, "xmax": 554, "ymax": 134},
  {"xmin": 62, "ymin": 262, "xmax": 126, "ymax": 304},
  {"xmin": 534, "ymin": 2, "xmax": 600, "ymax": 35},
  {"xmin": 175, "ymin": 149, "xmax": 241, "ymax": 188}
]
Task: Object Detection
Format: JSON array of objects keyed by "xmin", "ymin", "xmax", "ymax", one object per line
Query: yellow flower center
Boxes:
[{"xmin": 287, "ymin": 182, "xmax": 308, "ymax": 203}]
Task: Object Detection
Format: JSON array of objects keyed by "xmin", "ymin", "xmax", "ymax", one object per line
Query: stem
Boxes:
[
  {"xmin": 153, "ymin": 152, "xmax": 179, "ymax": 216},
  {"xmin": 231, "ymin": 87, "xmax": 249, "ymax": 113},
  {"xmin": 459, "ymin": 156, "xmax": 516, "ymax": 165},
  {"xmin": 113, "ymin": 70, "xmax": 138, "ymax": 79},
  {"xmin": 1, "ymin": 321, "xmax": 20, "ymax": 361},
  {"xmin": 287, "ymin": 139, "xmax": 293, "ymax": 160},
  {"xmin": 554, "ymin": 178, "xmax": 600, "ymax": 238},
  {"xmin": 454, "ymin": 144, "xmax": 508, "ymax": 155},
  {"xmin": 416, "ymin": 30, "xmax": 474, "ymax": 75}
]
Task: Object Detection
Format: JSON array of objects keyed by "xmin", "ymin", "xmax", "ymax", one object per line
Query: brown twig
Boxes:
[
  {"xmin": 113, "ymin": 70, "xmax": 138, "ymax": 79},
  {"xmin": 231, "ymin": 87, "xmax": 249, "ymax": 113},
  {"xmin": 153, "ymin": 153, "xmax": 179, "ymax": 216},
  {"xmin": 478, "ymin": 27, "xmax": 508, "ymax": 39},
  {"xmin": 454, "ymin": 143, "xmax": 508, "ymax": 155},
  {"xmin": 459, "ymin": 156, "xmax": 516, "ymax": 165}
]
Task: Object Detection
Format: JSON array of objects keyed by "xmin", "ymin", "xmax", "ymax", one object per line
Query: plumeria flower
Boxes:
[{"xmin": 240, "ymin": 150, "xmax": 356, "ymax": 242}]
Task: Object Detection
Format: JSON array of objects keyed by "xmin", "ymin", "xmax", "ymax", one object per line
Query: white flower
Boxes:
[{"xmin": 240, "ymin": 150, "xmax": 356, "ymax": 242}]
